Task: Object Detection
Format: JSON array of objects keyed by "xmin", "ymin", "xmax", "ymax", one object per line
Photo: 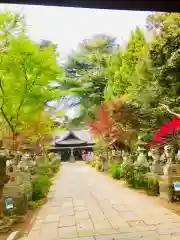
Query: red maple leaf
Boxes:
[
  {"xmin": 148, "ymin": 116, "xmax": 180, "ymax": 149},
  {"xmin": 88, "ymin": 97, "xmax": 137, "ymax": 146}
]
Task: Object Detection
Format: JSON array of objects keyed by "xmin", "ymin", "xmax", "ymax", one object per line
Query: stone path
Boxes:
[{"xmin": 27, "ymin": 162, "xmax": 180, "ymax": 240}]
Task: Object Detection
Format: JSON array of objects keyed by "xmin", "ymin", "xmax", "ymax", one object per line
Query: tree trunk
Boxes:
[
  {"xmin": 0, "ymin": 186, "xmax": 3, "ymax": 220},
  {"xmin": 12, "ymin": 132, "xmax": 16, "ymax": 152},
  {"xmin": 0, "ymin": 158, "xmax": 6, "ymax": 219}
]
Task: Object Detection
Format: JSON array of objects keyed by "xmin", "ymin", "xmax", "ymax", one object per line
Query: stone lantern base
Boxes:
[
  {"xmin": 159, "ymin": 164, "xmax": 180, "ymax": 202},
  {"xmin": 151, "ymin": 163, "xmax": 163, "ymax": 175}
]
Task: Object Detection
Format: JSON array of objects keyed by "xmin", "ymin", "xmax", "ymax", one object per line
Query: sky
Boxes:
[
  {"xmin": 0, "ymin": 4, "xmax": 152, "ymax": 120},
  {"xmin": 0, "ymin": 4, "xmax": 151, "ymax": 61}
]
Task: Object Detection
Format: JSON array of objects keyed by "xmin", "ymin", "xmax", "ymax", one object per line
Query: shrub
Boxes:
[
  {"xmin": 90, "ymin": 160, "xmax": 96, "ymax": 167},
  {"xmin": 50, "ymin": 159, "xmax": 60, "ymax": 173},
  {"xmin": 48, "ymin": 152, "xmax": 56, "ymax": 160},
  {"xmin": 35, "ymin": 163, "xmax": 54, "ymax": 178},
  {"xmin": 168, "ymin": 184, "xmax": 175, "ymax": 202},
  {"xmin": 121, "ymin": 162, "xmax": 135, "ymax": 186},
  {"xmin": 85, "ymin": 160, "xmax": 90, "ymax": 164},
  {"xmin": 133, "ymin": 162, "xmax": 150, "ymax": 189},
  {"xmin": 134, "ymin": 171, "xmax": 147, "ymax": 189},
  {"xmin": 90, "ymin": 161, "xmax": 93, "ymax": 167},
  {"xmin": 22, "ymin": 182, "xmax": 33, "ymax": 200},
  {"xmin": 146, "ymin": 174, "xmax": 159, "ymax": 196},
  {"xmin": 96, "ymin": 161, "xmax": 102, "ymax": 171},
  {"xmin": 28, "ymin": 198, "xmax": 47, "ymax": 209},
  {"xmin": 31, "ymin": 174, "xmax": 51, "ymax": 201},
  {"xmin": 108, "ymin": 164, "xmax": 121, "ymax": 179}
]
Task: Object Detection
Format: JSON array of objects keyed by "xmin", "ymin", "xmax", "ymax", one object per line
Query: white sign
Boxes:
[
  {"xmin": 173, "ymin": 182, "xmax": 180, "ymax": 191},
  {"xmin": 5, "ymin": 198, "xmax": 14, "ymax": 210}
]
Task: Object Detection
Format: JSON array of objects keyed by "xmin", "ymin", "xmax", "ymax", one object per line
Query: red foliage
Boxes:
[
  {"xmin": 14, "ymin": 132, "xmax": 26, "ymax": 150},
  {"xmin": 13, "ymin": 116, "xmax": 44, "ymax": 152},
  {"xmin": 88, "ymin": 98, "xmax": 137, "ymax": 147},
  {"xmin": 148, "ymin": 116, "xmax": 180, "ymax": 149},
  {"xmin": 88, "ymin": 107, "xmax": 113, "ymax": 138}
]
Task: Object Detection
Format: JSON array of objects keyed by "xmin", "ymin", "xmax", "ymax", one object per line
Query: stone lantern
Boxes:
[
  {"xmin": 150, "ymin": 146, "xmax": 163, "ymax": 175},
  {"xmin": 136, "ymin": 136, "xmax": 148, "ymax": 163},
  {"xmin": 70, "ymin": 148, "xmax": 75, "ymax": 162},
  {"xmin": 159, "ymin": 144, "xmax": 180, "ymax": 202},
  {"xmin": 0, "ymin": 142, "xmax": 12, "ymax": 232}
]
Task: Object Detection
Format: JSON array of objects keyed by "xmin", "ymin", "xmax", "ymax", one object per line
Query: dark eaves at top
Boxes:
[{"xmin": 5, "ymin": 0, "xmax": 180, "ymax": 13}]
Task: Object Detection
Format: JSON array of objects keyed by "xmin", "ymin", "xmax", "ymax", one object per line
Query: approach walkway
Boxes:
[{"xmin": 26, "ymin": 162, "xmax": 180, "ymax": 240}]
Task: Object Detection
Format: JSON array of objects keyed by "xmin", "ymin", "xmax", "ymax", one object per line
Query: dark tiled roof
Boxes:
[
  {"xmin": 57, "ymin": 138, "xmax": 86, "ymax": 145},
  {"xmin": 54, "ymin": 129, "xmax": 93, "ymax": 145}
]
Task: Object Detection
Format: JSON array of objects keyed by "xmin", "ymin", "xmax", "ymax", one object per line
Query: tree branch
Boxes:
[
  {"xmin": 16, "ymin": 63, "xmax": 28, "ymax": 120},
  {"xmin": 161, "ymin": 104, "xmax": 180, "ymax": 118},
  {"xmin": 0, "ymin": 78, "xmax": 15, "ymax": 134},
  {"xmin": 0, "ymin": 106, "xmax": 14, "ymax": 134},
  {"xmin": 16, "ymin": 65, "xmax": 39, "ymax": 120}
]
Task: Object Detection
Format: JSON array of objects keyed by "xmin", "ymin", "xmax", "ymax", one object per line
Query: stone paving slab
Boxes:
[
  {"xmin": 44, "ymin": 214, "xmax": 60, "ymax": 223},
  {"xmin": 93, "ymin": 219, "xmax": 112, "ymax": 229},
  {"xmin": 75, "ymin": 211, "xmax": 90, "ymax": 219},
  {"xmin": 75, "ymin": 206, "xmax": 87, "ymax": 212},
  {"xmin": 95, "ymin": 228, "xmax": 118, "ymax": 235},
  {"xmin": 31, "ymin": 220, "xmax": 43, "ymax": 231},
  {"xmin": 47, "ymin": 206, "xmax": 61, "ymax": 214},
  {"xmin": 27, "ymin": 230, "xmax": 39, "ymax": 240},
  {"xmin": 26, "ymin": 162, "xmax": 180, "ymax": 240},
  {"xmin": 39, "ymin": 222, "xmax": 59, "ymax": 239},
  {"xmin": 58, "ymin": 226, "xmax": 78, "ymax": 238},
  {"xmin": 59, "ymin": 216, "xmax": 76, "ymax": 227},
  {"xmin": 54, "ymin": 237, "xmax": 95, "ymax": 240},
  {"xmin": 78, "ymin": 229, "xmax": 99, "ymax": 238}
]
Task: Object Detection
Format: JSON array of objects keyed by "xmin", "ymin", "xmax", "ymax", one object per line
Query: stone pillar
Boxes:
[
  {"xmin": 159, "ymin": 164, "xmax": 180, "ymax": 202},
  {"xmin": 135, "ymin": 136, "xmax": 148, "ymax": 164},
  {"xmin": 159, "ymin": 145, "xmax": 180, "ymax": 201},
  {"xmin": 35, "ymin": 154, "xmax": 46, "ymax": 165},
  {"xmin": 150, "ymin": 147, "xmax": 163, "ymax": 175},
  {"xmin": 70, "ymin": 148, "xmax": 75, "ymax": 162},
  {"xmin": 113, "ymin": 150, "xmax": 123, "ymax": 164},
  {"xmin": 0, "ymin": 151, "xmax": 12, "ymax": 232}
]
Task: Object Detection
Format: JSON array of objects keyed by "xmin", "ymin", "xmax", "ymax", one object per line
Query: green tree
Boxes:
[
  {"xmin": 62, "ymin": 34, "xmax": 117, "ymax": 118},
  {"xmin": 146, "ymin": 12, "xmax": 171, "ymax": 35},
  {"xmin": 15, "ymin": 110, "xmax": 56, "ymax": 157},
  {"xmin": 124, "ymin": 13, "xmax": 180, "ymax": 138},
  {"xmin": 104, "ymin": 47, "xmax": 122, "ymax": 100},
  {"xmin": 148, "ymin": 13, "xmax": 180, "ymax": 109},
  {"xmin": 125, "ymin": 49, "xmax": 160, "ymax": 133},
  {"xmin": 0, "ymin": 10, "xmax": 25, "ymax": 229},
  {"xmin": 0, "ymin": 10, "xmax": 24, "ymax": 49},
  {"xmin": 40, "ymin": 39, "xmax": 58, "ymax": 51},
  {"xmin": 0, "ymin": 11, "xmax": 62, "ymax": 149},
  {"xmin": 0, "ymin": 35, "xmax": 62, "ymax": 149},
  {"xmin": 105, "ymin": 27, "xmax": 146, "ymax": 98}
]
